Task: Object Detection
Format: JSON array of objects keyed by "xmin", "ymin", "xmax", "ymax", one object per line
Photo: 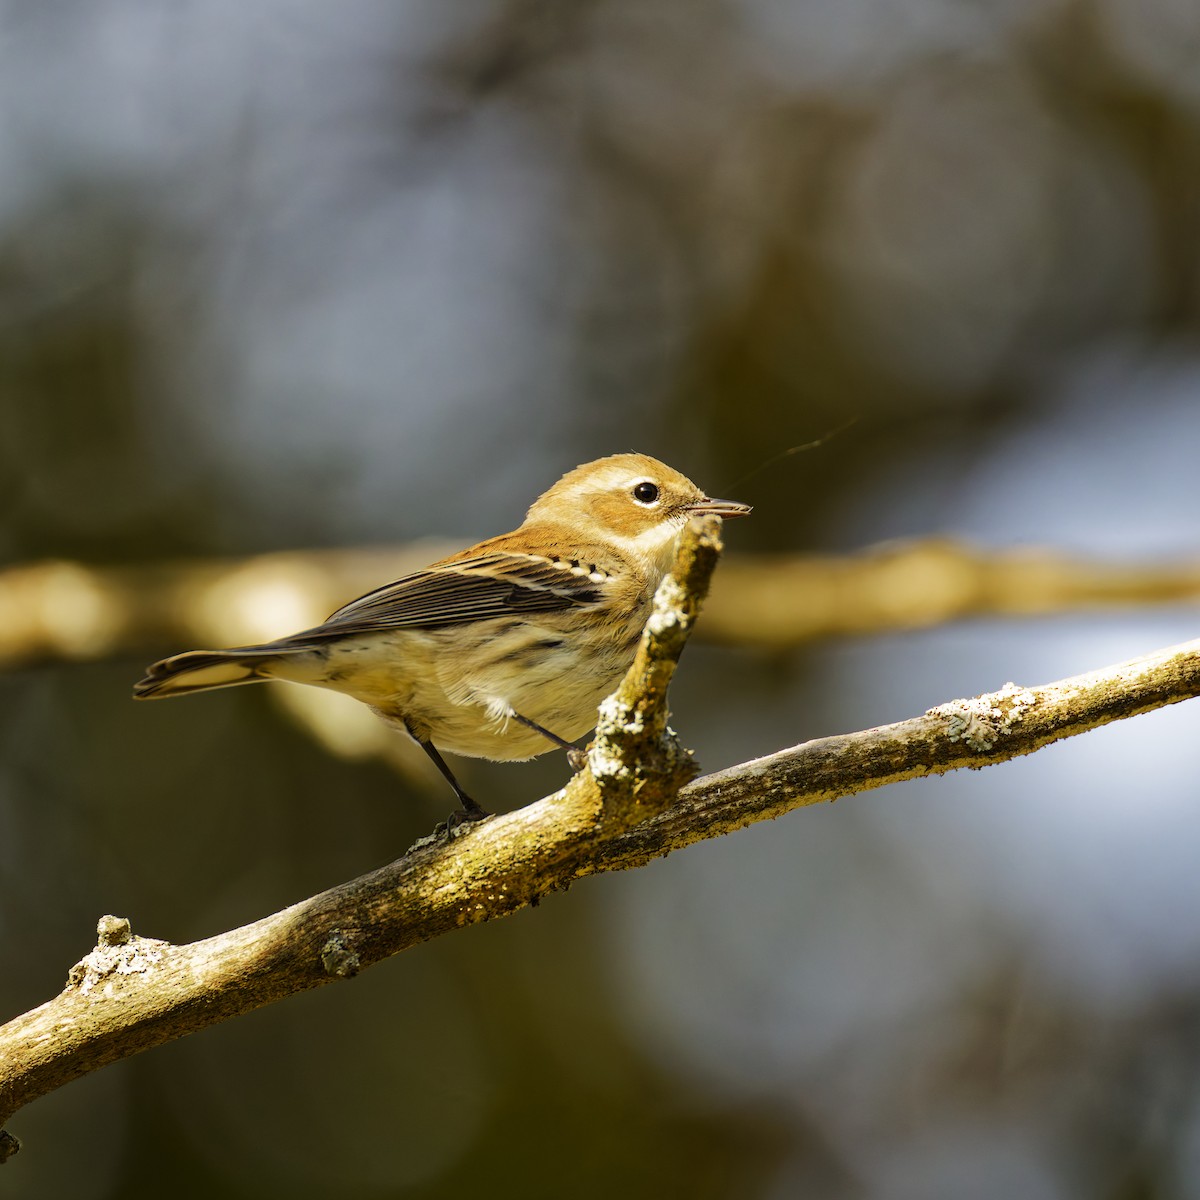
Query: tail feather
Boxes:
[{"xmin": 133, "ymin": 647, "xmax": 284, "ymax": 700}]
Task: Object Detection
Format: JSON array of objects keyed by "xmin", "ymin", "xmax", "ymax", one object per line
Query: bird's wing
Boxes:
[{"xmin": 285, "ymin": 553, "xmax": 609, "ymax": 642}]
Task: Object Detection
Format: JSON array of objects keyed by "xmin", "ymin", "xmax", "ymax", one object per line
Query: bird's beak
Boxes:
[{"xmin": 689, "ymin": 497, "xmax": 752, "ymax": 518}]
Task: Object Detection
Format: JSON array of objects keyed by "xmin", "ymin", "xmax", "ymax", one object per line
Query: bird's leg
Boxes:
[
  {"xmin": 416, "ymin": 738, "xmax": 490, "ymax": 827},
  {"xmin": 512, "ymin": 713, "xmax": 589, "ymax": 772}
]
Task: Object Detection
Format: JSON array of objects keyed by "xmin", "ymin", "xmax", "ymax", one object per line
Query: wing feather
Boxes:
[{"xmin": 280, "ymin": 553, "xmax": 607, "ymax": 643}]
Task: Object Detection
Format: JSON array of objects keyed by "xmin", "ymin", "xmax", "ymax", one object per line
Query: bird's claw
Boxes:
[{"xmin": 431, "ymin": 802, "xmax": 492, "ymax": 840}]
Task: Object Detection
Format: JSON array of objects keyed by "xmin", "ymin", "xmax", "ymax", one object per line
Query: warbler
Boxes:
[{"xmin": 134, "ymin": 453, "xmax": 749, "ymax": 822}]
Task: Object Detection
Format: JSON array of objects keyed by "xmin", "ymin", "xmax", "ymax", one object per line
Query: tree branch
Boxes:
[
  {"xmin": 3, "ymin": 538, "xmax": 1199, "ymax": 669},
  {"xmin": 3, "ymin": 520, "xmax": 1200, "ymax": 1162},
  {"xmin": 700, "ymin": 538, "xmax": 1200, "ymax": 646}
]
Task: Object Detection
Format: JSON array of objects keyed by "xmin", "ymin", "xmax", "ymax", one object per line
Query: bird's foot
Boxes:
[
  {"xmin": 431, "ymin": 798, "xmax": 492, "ymax": 840},
  {"xmin": 408, "ymin": 798, "xmax": 492, "ymax": 852}
]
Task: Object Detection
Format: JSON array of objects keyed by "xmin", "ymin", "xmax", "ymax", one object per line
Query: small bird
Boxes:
[{"xmin": 134, "ymin": 453, "xmax": 750, "ymax": 823}]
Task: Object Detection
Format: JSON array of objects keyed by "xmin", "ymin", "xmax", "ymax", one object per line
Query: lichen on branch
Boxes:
[{"xmin": 587, "ymin": 514, "xmax": 723, "ymax": 826}]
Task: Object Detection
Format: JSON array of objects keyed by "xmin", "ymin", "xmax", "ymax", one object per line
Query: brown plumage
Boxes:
[{"xmin": 134, "ymin": 453, "xmax": 749, "ymax": 820}]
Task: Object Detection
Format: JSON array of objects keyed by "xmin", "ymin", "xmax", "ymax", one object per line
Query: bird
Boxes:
[{"xmin": 133, "ymin": 453, "xmax": 750, "ymax": 823}]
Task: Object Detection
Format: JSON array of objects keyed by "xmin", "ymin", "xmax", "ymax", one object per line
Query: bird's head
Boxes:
[{"xmin": 525, "ymin": 453, "xmax": 750, "ymax": 570}]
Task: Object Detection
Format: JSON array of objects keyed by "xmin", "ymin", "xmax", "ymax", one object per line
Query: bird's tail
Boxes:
[{"xmin": 132, "ymin": 646, "xmax": 288, "ymax": 700}]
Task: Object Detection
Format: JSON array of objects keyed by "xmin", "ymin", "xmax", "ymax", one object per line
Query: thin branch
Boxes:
[
  {"xmin": 608, "ymin": 636, "xmax": 1200, "ymax": 864},
  {"xmin": 700, "ymin": 538, "xmax": 1200, "ymax": 647},
  {"xmin": 3, "ymin": 530, "xmax": 1200, "ymax": 1161},
  {"xmin": 3, "ymin": 538, "xmax": 1199, "ymax": 669}
]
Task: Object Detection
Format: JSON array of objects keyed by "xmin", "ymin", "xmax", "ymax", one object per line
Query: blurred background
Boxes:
[{"xmin": 2, "ymin": 1, "xmax": 1200, "ymax": 1196}]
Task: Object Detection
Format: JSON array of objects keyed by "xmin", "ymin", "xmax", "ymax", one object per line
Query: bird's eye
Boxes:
[{"xmin": 632, "ymin": 481, "xmax": 660, "ymax": 505}]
